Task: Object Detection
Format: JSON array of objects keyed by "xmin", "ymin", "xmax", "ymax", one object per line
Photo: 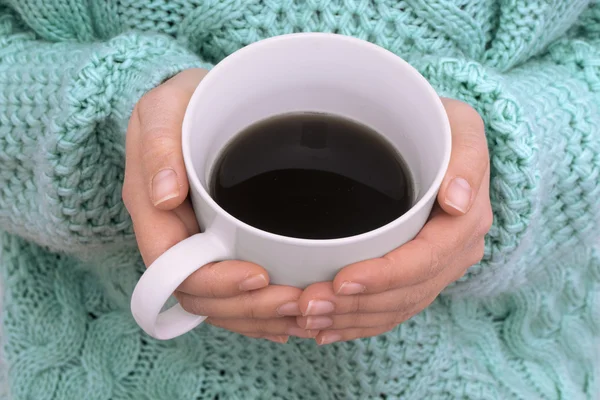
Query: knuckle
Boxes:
[
  {"xmin": 141, "ymin": 141, "xmax": 181, "ymax": 177},
  {"xmin": 344, "ymin": 294, "xmax": 360, "ymax": 314},
  {"xmin": 178, "ymin": 295, "xmax": 203, "ymax": 316},
  {"xmin": 458, "ymin": 135, "xmax": 489, "ymax": 172},
  {"xmin": 456, "ymin": 101, "xmax": 485, "ymax": 133},
  {"xmin": 450, "ymin": 102, "xmax": 489, "ymax": 163},
  {"xmin": 241, "ymin": 292, "xmax": 258, "ymax": 319},
  {"xmin": 390, "ymin": 307, "xmax": 410, "ymax": 325},
  {"xmin": 138, "ymin": 85, "xmax": 177, "ymax": 113},
  {"xmin": 392, "ymin": 299, "xmax": 413, "ymax": 320},
  {"xmin": 393, "ymin": 309, "xmax": 410, "ymax": 325},
  {"xmin": 143, "ymin": 130, "xmax": 180, "ymax": 158},
  {"xmin": 137, "ymin": 87, "xmax": 163, "ymax": 113},
  {"xmin": 461, "ymin": 130, "xmax": 484, "ymax": 150},
  {"xmin": 479, "ymin": 207, "xmax": 494, "ymax": 236},
  {"xmin": 250, "ymin": 318, "xmax": 268, "ymax": 334},
  {"xmin": 407, "ymin": 286, "xmax": 429, "ymax": 306},
  {"xmin": 380, "ymin": 257, "xmax": 396, "ymax": 291},
  {"xmin": 202, "ymin": 263, "xmax": 224, "ymax": 298},
  {"xmin": 423, "ymin": 240, "xmax": 444, "ymax": 279},
  {"xmin": 121, "ymin": 183, "xmax": 133, "ymax": 210},
  {"xmin": 352, "ymin": 294, "xmax": 368, "ymax": 313},
  {"xmin": 394, "ymin": 288, "xmax": 426, "ymax": 314},
  {"xmin": 390, "ymin": 296, "xmax": 407, "ymax": 315},
  {"xmin": 469, "ymin": 239, "xmax": 486, "ymax": 266},
  {"xmin": 204, "ymin": 278, "xmax": 218, "ymax": 300},
  {"xmin": 395, "ymin": 304, "xmax": 423, "ymax": 325}
]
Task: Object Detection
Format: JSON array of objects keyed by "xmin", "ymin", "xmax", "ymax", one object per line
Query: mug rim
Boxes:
[{"xmin": 182, "ymin": 32, "xmax": 451, "ymax": 247}]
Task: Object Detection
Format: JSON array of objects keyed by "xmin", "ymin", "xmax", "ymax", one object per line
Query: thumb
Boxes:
[
  {"xmin": 136, "ymin": 68, "xmax": 209, "ymax": 210},
  {"xmin": 437, "ymin": 98, "xmax": 489, "ymax": 216}
]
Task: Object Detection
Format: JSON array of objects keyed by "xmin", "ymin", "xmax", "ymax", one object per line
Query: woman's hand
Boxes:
[
  {"xmin": 295, "ymin": 99, "xmax": 493, "ymax": 345},
  {"xmin": 123, "ymin": 69, "xmax": 307, "ymax": 343}
]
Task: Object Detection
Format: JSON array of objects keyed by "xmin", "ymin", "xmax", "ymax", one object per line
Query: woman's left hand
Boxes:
[{"xmin": 296, "ymin": 98, "xmax": 494, "ymax": 345}]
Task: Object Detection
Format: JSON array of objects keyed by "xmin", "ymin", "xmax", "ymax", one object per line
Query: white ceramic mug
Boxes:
[{"xmin": 130, "ymin": 33, "xmax": 451, "ymax": 340}]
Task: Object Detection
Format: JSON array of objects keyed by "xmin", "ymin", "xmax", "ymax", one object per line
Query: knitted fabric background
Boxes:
[
  {"xmin": 0, "ymin": 0, "xmax": 599, "ymax": 399},
  {"xmin": 0, "ymin": 279, "xmax": 7, "ymax": 400}
]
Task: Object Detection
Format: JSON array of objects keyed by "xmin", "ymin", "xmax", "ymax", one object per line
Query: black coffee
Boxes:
[{"xmin": 210, "ymin": 113, "xmax": 413, "ymax": 240}]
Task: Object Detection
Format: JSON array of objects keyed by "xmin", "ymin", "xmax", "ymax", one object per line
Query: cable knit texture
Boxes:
[{"xmin": 0, "ymin": 1, "xmax": 599, "ymax": 399}]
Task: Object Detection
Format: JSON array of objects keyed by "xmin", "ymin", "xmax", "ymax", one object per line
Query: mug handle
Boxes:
[{"xmin": 130, "ymin": 231, "xmax": 231, "ymax": 340}]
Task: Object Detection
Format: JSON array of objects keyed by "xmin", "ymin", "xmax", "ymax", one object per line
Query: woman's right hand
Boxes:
[{"xmin": 122, "ymin": 69, "xmax": 310, "ymax": 343}]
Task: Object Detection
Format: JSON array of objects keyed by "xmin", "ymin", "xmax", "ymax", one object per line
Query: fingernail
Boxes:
[
  {"xmin": 305, "ymin": 316, "xmax": 333, "ymax": 330},
  {"xmin": 238, "ymin": 274, "xmax": 268, "ymax": 291},
  {"xmin": 445, "ymin": 177, "xmax": 472, "ymax": 213},
  {"xmin": 318, "ymin": 333, "xmax": 342, "ymax": 345},
  {"xmin": 287, "ymin": 327, "xmax": 316, "ymax": 338},
  {"xmin": 277, "ymin": 302, "xmax": 301, "ymax": 316},
  {"xmin": 337, "ymin": 282, "xmax": 366, "ymax": 295},
  {"xmin": 152, "ymin": 168, "xmax": 179, "ymax": 206},
  {"xmin": 305, "ymin": 300, "xmax": 335, "ymax": 316},
  {"xmin": 264, "ymin": 335, "xmax": 289, "ymax": 344}
]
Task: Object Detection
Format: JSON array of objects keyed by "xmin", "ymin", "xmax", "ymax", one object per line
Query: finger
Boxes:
[
  {"xmin": 239, "ymin": 332, "xmax": 290, "ymax": 344},
  {"xmin": 315, "ymin": 325, "xmax": 395, "ymax": 345},
  {"xmin": 333, "ymin": 215, "xmax": 466, "ymax": 294},
  {"xmin": 176, "ymin": 260, "xmax": 269, "ymax": 297},
  {"xmin": 137, "ymin": 68, "xmax": 208, "ymax": 210},
  {"xmin": 207, "ymin": 317, "xmax": 317, "ymax": 338},
  {"xmin": 298, "ymin": 287, "xmax": 441, "ymax": 330},
  {"xmin": 297, "ymin": 312, "xmax": 395, "ymax": 330},
  {"xmin": 123, "ymin": 110, "xmax": 199, "ymax": 266},
  {"xmin": 176, "ymin": 285, "xmax": 303, "ymax": 319},
  {"xmin": 437, "ymin": 98, "xmax": 489, "ymax": 215},
  {"xmin": 313, "ymin": 294, "xmax": 438, "ymax": 344},
  {"xmin": 298, "ymin": 282, "xmax": 428, "ymax": 315}
]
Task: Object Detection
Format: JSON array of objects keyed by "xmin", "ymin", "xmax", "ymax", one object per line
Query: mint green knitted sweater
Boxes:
[{"xmin": 1, "ymin": 1, "xmax": 599, "ymax": 399}]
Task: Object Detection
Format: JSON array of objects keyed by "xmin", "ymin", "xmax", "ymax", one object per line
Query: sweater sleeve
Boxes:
[
  {"xmin": 410, "ymin": 5, "xmax": 600, "ymax": 297},
  {"xmin": 0, "ymin": 8, "xmax": 212, "ymax": 257}
]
